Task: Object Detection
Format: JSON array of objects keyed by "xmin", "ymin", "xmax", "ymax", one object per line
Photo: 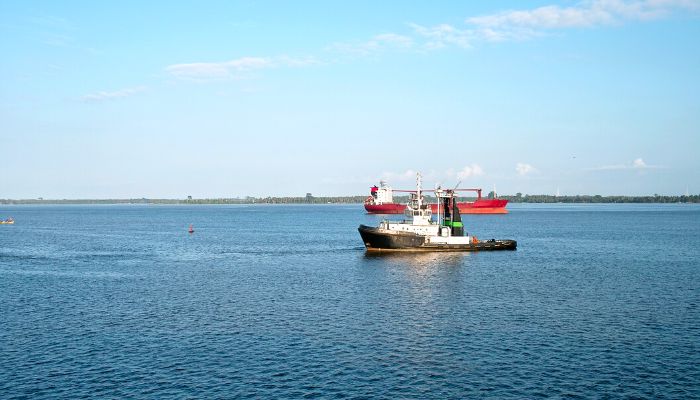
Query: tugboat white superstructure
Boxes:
[{"xmin": 358, "ymin": 174, "xmax": 516, "ymax": 252}]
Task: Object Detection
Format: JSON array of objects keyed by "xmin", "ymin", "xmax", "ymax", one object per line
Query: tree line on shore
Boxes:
[
  {"xmin": 1, "ymin": 193, "xmax": 698, "ymax": 205},
  {"xmin": 500, "ymin": 193, "xmax": 700, "ymax": 203}
]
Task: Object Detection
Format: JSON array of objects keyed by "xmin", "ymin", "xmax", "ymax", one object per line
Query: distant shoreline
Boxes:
[{"xmin": 1, "ymin": 194, "xmax": 698, "ymax": 205}]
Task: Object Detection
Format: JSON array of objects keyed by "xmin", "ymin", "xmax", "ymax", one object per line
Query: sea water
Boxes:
[{"xmin": 1, "ymin": 204, "xmax": 698, "ymax": 398}]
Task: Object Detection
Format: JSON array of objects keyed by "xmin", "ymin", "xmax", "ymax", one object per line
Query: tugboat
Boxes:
[{"xmin": 358, "ymin": 174, "xmax": 516, "ymax": 252}]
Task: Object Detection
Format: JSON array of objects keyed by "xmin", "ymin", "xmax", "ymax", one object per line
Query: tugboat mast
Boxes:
[
  {"xmin": 435, "ymin": 186, "xmax": 442, "ymax": 227},
  {"xmin": 416, "ymin": 173, "xmax": 423, "ymax": 209}
]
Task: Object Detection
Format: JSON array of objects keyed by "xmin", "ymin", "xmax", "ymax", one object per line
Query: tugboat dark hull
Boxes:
[{"xmin": 358, "ymin": 225, "xmax": 517, "ymax": 252}]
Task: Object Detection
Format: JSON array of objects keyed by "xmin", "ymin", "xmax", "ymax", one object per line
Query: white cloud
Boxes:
[
  {"xmin": 81, "ymin": 86, "xmax": 146, "ymax": 102},
  {"xmin": 447, "ymin": 164, "xmax": 485, "ymax": 180},
  {"xmin": 383, "ymin": 167, "xmax": 486, "ymax": 183},
  {"xmin": 632, "ymin": 157, "xmax": 647, "ymax": 168},
  {"xmin": 381, "ymin": 169, "xmax": 418, "ymax": 182},
  {"xmin": 516, "ymin": 162, "xmax": 536, "ymax": 176},
  {"xmin": 377, "ymin": 167, "xmax": 490, "ymax": 189},
  {"xmin": 588, "ymin": 157, "xmax": 665, "ymax": 170}
]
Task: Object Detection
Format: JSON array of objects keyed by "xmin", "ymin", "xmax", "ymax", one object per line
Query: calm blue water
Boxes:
[{"xmin": 1, "ymin": 204, "xmax": 699, "ymax": 399}]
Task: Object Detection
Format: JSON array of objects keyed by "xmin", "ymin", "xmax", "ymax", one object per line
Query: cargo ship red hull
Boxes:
[{"xmin": 364, "ymin": 199, "xmax": 508, "ymax": 214}]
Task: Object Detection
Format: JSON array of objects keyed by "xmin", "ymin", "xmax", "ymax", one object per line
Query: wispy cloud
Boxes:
[
  {"xmin": 81, "ymin": 86, "xmax": 146, "ymax": 102},
  {"xmin": 329, "ymin": 1, "xmax": 698, "ymax": 57},
  {"xmin": 588, "ymin": 157, "xmax": 665, "ymax": 171},
  {"xmin": 30, "ymin": 15, "xmax": 75, "ymax": 31},
  {"xmin": 27, "ymin": 15, "xmax": 106, "ymax": 55},
  {"xmin": 409, "ymin": 23, "xmax": 474, "ymax": 49},
  {"xmin": 375, "ymin": 33, "xmax": 414, "ymax": 47},
  {"xmin": 166, "ymin": 57, "xmax": 271, "ymax": 81},
  {"xmin": 276, "ymin": 55, "xmax": 321, "ymax": 67},
  {"xmin": 159, "ymin": 1, "xmax": 698, "ymax": 86},
  {"xmin": 42, "ymin": 33, "xmax": 75, "ymax": 47},
  {"xmin": 516, "ymin": 162, "xmax": 537, "ymax": 176},
  {"xmin": 165, "ymin": 56, "xmax": 319, "ymax": 81},
  {"xmin": 466, "ymin": 0, "xmax": 700, "ymax": 41},
  {"xmin": 30, "ymin": 15, "xmax": 76, "ymax": 48},
  {"xmin": 328, "ymin": 33, "xmax": 414, "ymax": 56},
  {"xmin": 467, "ymin": 3, "xmax": 614, "ymax": 30}
]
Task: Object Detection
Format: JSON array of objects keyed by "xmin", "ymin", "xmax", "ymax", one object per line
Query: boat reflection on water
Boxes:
[
  {"xmin": 364, "ymin": 251, "xmax": 468, "ymax": 269},
  {"xmin": 362, "ymin": 252, "xmax": 469, "ymax": 295}
]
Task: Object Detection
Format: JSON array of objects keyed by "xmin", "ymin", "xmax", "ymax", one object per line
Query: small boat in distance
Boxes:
[
  {"xmin": 364, "ymin": 181, "xmax": 508, "ymax": 214},
  {"xmin": 0, "ymin": 217, "xmax": 14, "ymax": 225},
  {"xmin": 358, "ymin": 174, "xmax": 516, "ymax": 252}
]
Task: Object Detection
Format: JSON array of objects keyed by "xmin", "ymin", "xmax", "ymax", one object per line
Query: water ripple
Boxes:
[{"xmin": 0, "ymin": 204, "xmax": 699, "ymax": 399}]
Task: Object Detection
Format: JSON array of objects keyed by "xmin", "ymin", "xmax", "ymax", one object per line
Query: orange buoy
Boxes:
[{"xmin": 188, "ymin": 224, "xmax": 194, "ymax": 233}]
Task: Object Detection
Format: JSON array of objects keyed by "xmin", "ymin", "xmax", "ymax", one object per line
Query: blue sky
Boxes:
[{"xmin": 1, "ymin": 0, "xmax": 699, "ymax": 198}]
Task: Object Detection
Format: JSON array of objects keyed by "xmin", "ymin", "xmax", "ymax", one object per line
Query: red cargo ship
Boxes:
[{"xmin": 364, "ymin": 181, "xmax": 508, "ymax": 214}]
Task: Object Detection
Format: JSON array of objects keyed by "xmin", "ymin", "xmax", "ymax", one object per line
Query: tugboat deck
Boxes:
[{"xmin": 359, "ymin": 224, "xmax": 516, "ymax": 252}]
